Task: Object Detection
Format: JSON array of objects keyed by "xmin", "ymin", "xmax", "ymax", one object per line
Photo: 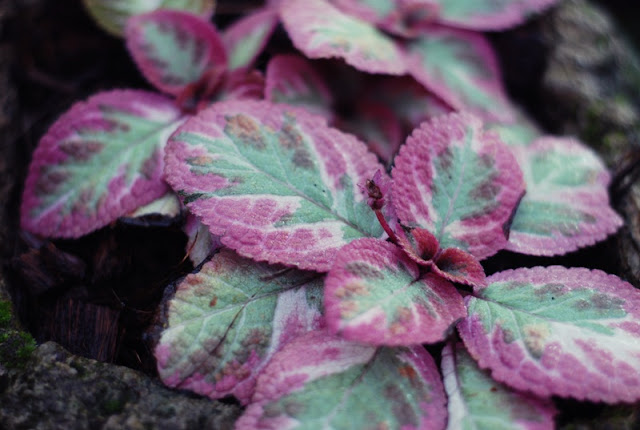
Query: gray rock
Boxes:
[{"xmin": 0, "ymin": 342, "xmax": 241, "ymax": 430}]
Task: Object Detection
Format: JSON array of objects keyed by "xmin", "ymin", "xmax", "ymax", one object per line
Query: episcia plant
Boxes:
[{"xmin": 18, "ymin": 0, "xmax": 640, "ymax": 428}]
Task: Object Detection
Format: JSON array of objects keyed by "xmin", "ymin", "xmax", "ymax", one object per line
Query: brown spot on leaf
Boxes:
[
  {"xmin": 209, "ymin": 296, "xmax": 217, "ymax": 307},
  {"xmin": 188, "ymin": 155, "xmax": 214, "ymax": 166},
  {"xmin": 292, "ymin": 148, "xmax": 313, "ymax": 169},
  {"xmin": 226, "ymin": 114, "xmax": 265, "ymax": 149},
  {"xmin": 59, "ymin": 139, "xmax": 104, "ymax": 161},
  {"xmin": 344, "ymin": 262, "xmax": 384, "ymax": 280},
  {"xmin": 279, "ymin": 122, "xmax": 304, "ymax": 149},
  {"xmin": 35, "ymin": 169, "xmax": 69, "ymax": 195}
]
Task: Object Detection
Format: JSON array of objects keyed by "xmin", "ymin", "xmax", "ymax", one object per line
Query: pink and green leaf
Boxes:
[
  {"xmin": 236, "ymin": 330, "xmax": 447, "ymax": 429},
  {"xmin": 430, "ymin": 0, "xmax": 559, "ymax": 31},
  {"xmin": 506, "ymin": 137, "xmax": 623, "ymax": 256},
  {"xmin": 487, "ymin": 109, "xmax": 542, "ymax": 147},
  {"xmin": 164, "ymin": 100, "xmax": 385, "ymax": 272},
  {"xmin": 331, "ymin": 0, "xmax": 440, "ymax": 37},
  {"xmin": 459, "ymin": 266, "xmax": 640, "ymax": 403},
  {"xmin": 392, "ymin": 112, "xmax": 525, "ymax": 260},
  {"xmin": 125, "ymin": 10, "xmax": 227, "ymax": 96},
  {"xmin": 155, "ymin": 249, "xmax": 324, "ymax": 404},
  {"xmin": 223, "ymin": 8, "xmax": 278, "ymax": 71},
  {"xmin": 442, "ymin": 342, "xmax": 556, "ymax": 430},
  {"xmin": 82, "ymin": 0, "xmax": 215, "ymax": 36},
  {"xmin": 21, "ymin": 90, "xmax": 184, "ymax": 238},
  {"xmin": 324, "ymin": 238, "xmax": 466, "ymax": 345},
  {"xmin": 265, "ymin": 54, "xmax": 334, "ymax": 121},
  {"xmin": 405, "ymin": 26, "xmax": 515, "ymax": 123},
  {"xmin": 279, "ymin": 0, "xmax": 407, "ymax": 75}
]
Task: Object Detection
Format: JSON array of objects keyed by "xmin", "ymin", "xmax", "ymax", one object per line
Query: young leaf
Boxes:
[
  {"xmin": 265, "ymin": 54, "xmax": 334, "ymax": 121},
  {"xmin": 405, "ymin": 26, "xmax": 515, "ymax": 123},
  {"xmin": 236, "ymin": 330, "xmax": 447, "ymax": 430},
  {"xmin": 126, "ymin": 191, "xmax": 181, "ymax": 218},
  {"xmin": 82, "ymin": 0, "xmax": 215, "ymax": 36},
  {"xmin": 21, "ymin": 90, "xmax": 183, "ymax": 238},
  {"xmin": 155, "ymin": 249, "xmax": 324, "ymax": 404},
  {"xmin": 430, "ymin": 0, "xmax": 559, "ymax": 31},
  {"xmin": 392, "ymin": 112, "xmax": 525, "ymax": 260},
  {"xmin": 164, "ymin": 100, "xmax": 385, "ymax": 272},
  {"xmin": 324, "ymin": 238, "xmax": 466, "ymax": 345},
  {"xmin": 434, "ymin": 248, "xmax": 487, "ymax": 287},
  {"xmin": 506, "ymin": 137, "xmax": 623, "ymax": 256},
  {"xmin": 331, "ymin": 0, "xmax": 440, "ymax": 37},
  {"xmin": 125, "ymin": 10, "xmax": 227, "ymax": 96},
  {"xmin": 223, "ymin": 8, "xmax": 278, "ymax": 71},
  {"xmin": 442, "ymin": 342, "xmax": 556, "ymax": 430},
  {"xmin": 279, "ymin": 0, "xmax": 407, "ymax": 75},
  {"xmin": 459, "ymin": 266, "xmax": 640, "ymax": 403}
]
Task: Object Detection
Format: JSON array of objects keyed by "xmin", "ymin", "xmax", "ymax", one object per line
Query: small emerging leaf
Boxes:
[
  {"xmin": 406, "ymin": 26, "xmax": 515, "ymax": 123},
  {"xmin": 431, "ymin": 0, "xmax": 559, "ymax": 31},
  {"xmin": 155, "ymin": 249, "xmax": 324, "ymax": 404},
  {"xmin": 82, "ymin": 0, "xmax": 215, "ymax": 36},
  {"xmin": 126, "ymin": 10, "xmax": 227, "ymax": 96},
  {"xmin": 325, "ymin": 238, "xmax": 466, "ymax": 345},
  {"xmin": 21, "ymin": 90, "xmax": 183, "ymax": 238},
  {"xmin": 183, "ymin": 214, "xmax": 222, "ymax": 266},
  {"xmin": 506, "ymin": 137, "xmax": 623, "ymax": 256},
  {"xmin": 392, "ymin": 112, "xmax": 525, "ymax": 260},
  {"xmin": 236, "ymin": 330, "xmax": 447, "ymax": 429},
  {"xmin": 279, "ymin": 0, "xmax": 407, "ymax": 75},
  {"xmin": 223, "ymin": 8, "xmax": 278, "ymax": 71},
  {"xmin": 459, "ymin": 266, "xmax": 640, "ymax": 403},
  {"xmin": 265, "ymin": 54, "xmax": 334, "ymax": 121},
  {"xmin": 442, "ymin": 342, "xmax": 556, "ymax": 430},
  {"xmin": 165, "ymin": 100, "xmax": 385, "ymax": 272}
]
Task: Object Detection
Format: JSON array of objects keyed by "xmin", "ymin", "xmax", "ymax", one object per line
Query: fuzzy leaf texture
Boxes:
[
  {"xmin": 430, "ymin": 0, "xmax": 559, "ymax": 30},
  {"xmin": 125, "ymin": 10, "xmax": 227, "ymax": 96},
  {"xmin": 392, "ymin": 112, "xmax": 525, "ymax": 260},
  {"xmin": 236, "ymin": 330, "xmax": 447, "ymax": 429},
  {"xmin": 82, "ymin": 0, "xmax": 215, "ymax": 36},
  {"xmin": 324, "ymin": 238, "xmax": 466, "ymax": 345},
  {"xmin": 442, "ymin": 342, "xmax": 556, "ymax": 430},
  {"xmin": 406, "ymin": 26, "xmax": 514, "ymax": 123},
  {"xmin": 223, "ymin": 8, "xmax": 278, "ymax": 71},
  {"xmin": 279, "ymin": 0, "xmax": 407, "ymax": 75},
  {"xmin": 164, "ymin": 100, "xmax": 385, "ymax": 271},
  {"xmin": 265, "ymin": 54, "xmax": 334, "ymax": 121},
  {"xmin": 21, "ymin": 90, "xmax": 183, "ymax": 238},
  {"xmin": 155, "ymin": 249, "xmax": 324, "ymax": 404},
  {"xmin": 506, "ymin": 137, "xmax": 623, "ymax": 256},
  {"xmin": 459, "ymin": 266, "xmax": 640, "ymax": 403}
]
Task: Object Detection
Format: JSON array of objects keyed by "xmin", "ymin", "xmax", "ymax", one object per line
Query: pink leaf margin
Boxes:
[
  {"xmin": 459, "ymin": 266, "xmax": 640, "ymax": 403},
  {"xmin": 20, "ymin": 90, "xmax": 181, "ymax": 238},
  {"xmin": 223, "ymin": 8, "xmax": 278, "ymax": 71},
  {"xmin": 125, "ymin": 9, "xmax": 228, "ymax": 96}
]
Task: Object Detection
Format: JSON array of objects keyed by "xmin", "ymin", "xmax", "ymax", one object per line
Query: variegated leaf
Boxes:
[
  {"xmin": 279, "ymin": 0, "xmax": 407, "ymax": 75},
  {"xmin": 223, "ymin": 8, "xmax": 278, "ymax": 71},
  {"xmin": 155, "ymin": 249, "xmax": 324, "ymax": 404},
  {"xmin": 324, "ymin": 238, "xmax": 466, "ymax": 345},
  {"xmin": 459, "ymin": 266, "xmax": 640, "ymax": 403},
  {"xmin": 164, "ymin": 100, "xmax": 385, "ymax": 272},
  {"xmin": 430, "ymin": 0, "xmax": 559, "ymax": 31},
  {"xmin": 236, "ymin": 330, "xmax": 447, "ymax": 429},
  {"xmin": 82, "ymin": 0, "xmax": 215, "ymax": 36},
  {"xmin": 442, "ymin": 342, "xmax": 556, "ymax": 430},
  {"xmin": 486, "ymin": 109, "xmax": 542, "ymax": 147},
  {"xmin": 330, "ymin": 0, "xmax": 440, "ymax": 37},
  {"xmin": 265, "ymin": 54, "xmax": 334, "ymax": 121},
  {"xmin": 506, "ymin": 137, "xmax": 623, "ymax": 256},
  {"xmin": 126, "ymin": 10, "xmax": 227, "ymax": 96},
  {"xmin": 392, "ymin": 112, "xmax": 525, "ymax": 260},
  {"xmin": 406, "ymin": 26, "xmax": 515, "ymax": 123},
  {"xmin": 21, "ymin": 90, "xmax": 183, "ymax": 238}
]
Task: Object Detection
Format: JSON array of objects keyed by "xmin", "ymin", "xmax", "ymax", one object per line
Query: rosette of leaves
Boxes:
[{"xmin": 18, "ymin": 2, "xmax": 640, "ymax": 429}]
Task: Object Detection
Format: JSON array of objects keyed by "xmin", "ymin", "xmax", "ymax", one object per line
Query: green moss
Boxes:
[{"xmin": 0, "ymin": 300, "xmax": 36, "ymax": 369}]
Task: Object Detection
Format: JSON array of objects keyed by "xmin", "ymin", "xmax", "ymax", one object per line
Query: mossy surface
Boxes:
[{"xmin": 0, "ymin": 300, "xmax": 36, "ymax": 370}]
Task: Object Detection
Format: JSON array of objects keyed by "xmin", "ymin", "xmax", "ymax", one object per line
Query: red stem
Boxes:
[{"xmin": 374, "ymin": 209, "xmax": 399, "ymax": 245}]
